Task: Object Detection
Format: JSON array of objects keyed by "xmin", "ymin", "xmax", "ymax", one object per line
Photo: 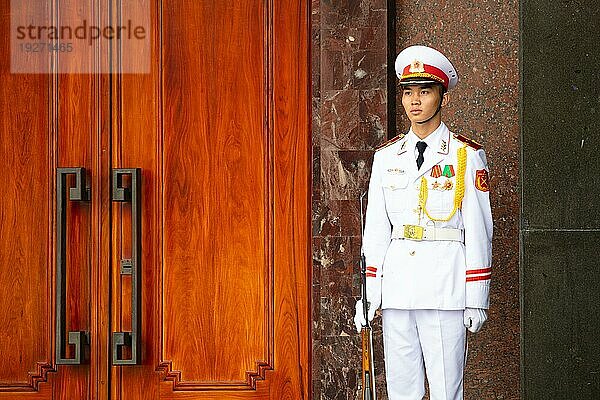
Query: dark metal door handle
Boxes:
[
  {"xmin": 111, "ymin": 168, "xmax": 142, "ymax": 365},
  {"xmin": 56, "ymin": 167, "xmax": 90, "ymax": 365}
]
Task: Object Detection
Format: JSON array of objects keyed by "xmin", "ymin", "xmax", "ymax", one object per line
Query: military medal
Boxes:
[
  {"xmin": 442, "ymin": 165, "xmax": 455, "ymax": 178},
  {"xmin": 430, "ymin": 165, "xmax": 442, "ymax": 178},
  {"xmin": 430, "ymin": 179, "xmax": 453, "ymax": 191}
]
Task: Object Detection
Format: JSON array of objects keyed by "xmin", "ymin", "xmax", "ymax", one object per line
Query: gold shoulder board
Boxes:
[
  {"xmin": 453, "ymin": 133, "xmax": 483, "ymax": 150},
  {"xmin": 375, "ymin": 133, "xmax": 405, "ymax": 152}
]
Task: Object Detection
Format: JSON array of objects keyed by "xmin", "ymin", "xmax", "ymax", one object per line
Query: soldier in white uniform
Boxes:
[{"xmin": 354, "ymin": 45, "xmax": 493, "ymax": 400}]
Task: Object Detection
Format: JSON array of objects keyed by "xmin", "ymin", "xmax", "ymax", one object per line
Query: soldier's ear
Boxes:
[{"xmin": 441, "ymin": 91, "xmax": 450, "ymax": 107}]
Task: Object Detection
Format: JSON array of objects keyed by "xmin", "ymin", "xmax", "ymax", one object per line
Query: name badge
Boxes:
[{"xmin": 387, "ymin": 168, "xmax": 405, "ymax": 175}]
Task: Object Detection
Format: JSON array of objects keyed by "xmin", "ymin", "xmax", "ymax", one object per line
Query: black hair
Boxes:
[{"xmin": 401, "ymin": 82, "xmax": 446, "ymax": 98}]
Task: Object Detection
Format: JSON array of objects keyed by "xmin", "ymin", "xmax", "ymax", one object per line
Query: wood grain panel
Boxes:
[
  {"xmin": 0, "ymin": 0, "xmax": 53, "ymax": 393},
  {"xmin": 268, "ymin": 0, "xmax": 311, "ymax": 398},
  {"xmin": 155, "ymin": 0, "xmax": 310, "ymax": 398},
  {"xmin": 0, "ymin": 0, "xmax": 309, "ymax": 398},
  {"xmin": 115, "ymin": 0, "xmax": 311, "ymax": 396},
  {"xmin": 0, "ymin": 46, "xmax": 53, "ymax": 392},
  {"xmin": 110, "ymin": 1, "xmax": 161, "ymax": 398},
  {"xmin": 160, "ymin": 0, "xmax": 269, "ymax": 386},
  {"xmin": 52, "ymin": 0, "xmax": 95, "ymax": 397},
  {"xmin": 0, "ymin": 0, "xmax": 99, "ymax": 397}
]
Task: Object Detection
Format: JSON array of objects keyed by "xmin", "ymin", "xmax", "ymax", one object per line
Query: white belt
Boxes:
[{"xmin": 391, "ymin": 225, "xmax": 464, "ymax": 242}]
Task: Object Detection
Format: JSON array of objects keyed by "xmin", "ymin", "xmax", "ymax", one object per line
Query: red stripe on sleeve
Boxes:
[
  {"xmin": 466, "ymin": 267, "xmax": 492, "ymax": 275},
  {"xmin": 366, "ymin": 266, "xmax": 377, "ymax": 272},
  {"xmin": 466, "ymin": 274, "xmax": 491, "ymax": 282},
  {"xmin": 366, "ymin": 273, "xmax": 377, "ymax": 278}
]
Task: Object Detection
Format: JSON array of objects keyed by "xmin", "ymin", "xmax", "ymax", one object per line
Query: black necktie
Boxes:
[{"xmin": 416, "ymin": 141, "xmax": 427, "ymax": 169}]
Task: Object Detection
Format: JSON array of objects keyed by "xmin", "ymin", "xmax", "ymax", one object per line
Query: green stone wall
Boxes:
[{"xmin": 522, "ymin": 1, "xmax": 600, "ymax": 398}]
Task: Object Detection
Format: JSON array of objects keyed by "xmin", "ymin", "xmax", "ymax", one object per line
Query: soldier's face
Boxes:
[{"xmin": 401, "ymin": 84, "xmax": 448, "ymax": 125}]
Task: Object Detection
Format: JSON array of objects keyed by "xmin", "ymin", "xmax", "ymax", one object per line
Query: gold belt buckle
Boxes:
[{"xmin": 404, "ymin": 225, "xmax": 424, "ymax": 240}]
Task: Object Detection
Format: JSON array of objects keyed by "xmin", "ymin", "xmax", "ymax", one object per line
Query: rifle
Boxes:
[{"xmin": 359, "ymin": 191, "xmax": 376, "ymax": 400}]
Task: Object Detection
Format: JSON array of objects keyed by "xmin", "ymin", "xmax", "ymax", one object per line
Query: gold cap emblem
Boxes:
[{"xmin": 409, "ymin": 60, "xmax": 425, "ymax": 73}]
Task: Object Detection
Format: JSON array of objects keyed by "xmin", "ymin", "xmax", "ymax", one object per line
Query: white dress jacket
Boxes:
[{"xmin": 363, "ymin": 123, "xmax": 493, "ymax": 310}]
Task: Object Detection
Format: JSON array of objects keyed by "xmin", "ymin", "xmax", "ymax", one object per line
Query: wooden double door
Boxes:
[{"xmin": 0, "ymin": 1, "xmax": 310, "ymax": 399}]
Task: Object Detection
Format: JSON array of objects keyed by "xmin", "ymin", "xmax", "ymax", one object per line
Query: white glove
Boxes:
[
  {"xmin": 353, "ymin": 277, "xmax": 382, "ymax": 333},
  {"xmin": 463, "ymin": 308, "xmax": 488, "ymax": 333}
]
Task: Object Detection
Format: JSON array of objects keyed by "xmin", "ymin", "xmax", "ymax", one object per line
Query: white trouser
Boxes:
[{"xmin": 382, "ymin": 309, "xmax": 466, "ymax": 400}]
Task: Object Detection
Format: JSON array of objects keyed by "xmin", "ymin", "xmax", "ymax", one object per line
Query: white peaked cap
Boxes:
[{"xmin": 394, "ymin": 45, "xmax": 459, "ymax": 90}]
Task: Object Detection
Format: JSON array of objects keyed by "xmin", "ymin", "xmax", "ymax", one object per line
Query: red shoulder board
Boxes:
[
  {"xmin": 453, "ymin": 133, "xmax": 483, "ymax": 150},
  {"xmin": 375, "ymin": 133, "xmax": 405, "ymax": 152}
]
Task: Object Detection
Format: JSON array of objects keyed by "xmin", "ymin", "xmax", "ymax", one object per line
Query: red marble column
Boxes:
[
  {"xmin": 313, "ymin": 1, "xmax": 390, "ymax": 399},
  {"xmin": 395, "ymin": 2, "xmax": 520, "ymax": 399}
]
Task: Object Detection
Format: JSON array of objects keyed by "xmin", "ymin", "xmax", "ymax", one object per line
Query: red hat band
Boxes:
[{"xmin": 401, "ymin": 62, "xmax": 449, "ymax": 89}]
